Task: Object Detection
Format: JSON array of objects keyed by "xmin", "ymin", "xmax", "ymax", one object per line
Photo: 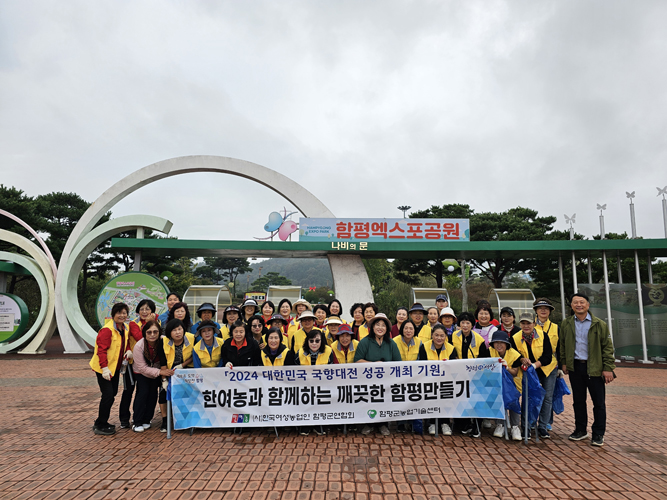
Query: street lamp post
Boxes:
[
  {"xmin": 397, "ymin": 206, "xmax": 411, "ymax": 219},
  {"xmin": 565, "ymin": 214, "xmax": 577, "ymax": 293},
  {"xmin": 598, "ymin": 204, "xmax": 614, "ymax": 344}
]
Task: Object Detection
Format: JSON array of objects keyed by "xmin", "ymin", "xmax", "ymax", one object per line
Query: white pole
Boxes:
[
  {"xmin": 663, "ymin": 198, "xmax": 667, "ymax": 238},
  {"xmin": 617, "ymin": 252, "xmax": 623, "ymax": 284},
  {"xmin": 602, "ymin": 251, "xmax": 614, "ymax": 345},
  {"xmin": 587, "ymin": 252, "xmax": 593, "ymax": 284},
  {"xmin": 570, "ymin": 227, "xmax": 577, "ymax": 293},
  {"xmin": 635, "ymin": 250, "xmax": 652, "ymax": 364},
  {"xmin": 558, "ymin": 254, "xmax": 567, "ymax": 320},
  {"xmin": 648, "ymin": 250, "xmax": 653, "ymax": 284},
  {"xmin": 133, "ymin": 227, "xmax": 144, "ymax": 272}
]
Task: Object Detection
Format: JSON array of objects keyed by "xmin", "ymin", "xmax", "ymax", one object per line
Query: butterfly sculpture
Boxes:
[{"xmin": 255, "ymin": 207, "xmax": 299, "ymax": 241}]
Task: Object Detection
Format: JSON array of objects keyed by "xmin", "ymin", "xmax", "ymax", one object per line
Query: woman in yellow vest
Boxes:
[
  {"xmin": 349, "ymin": 303, "xmax": 366, "ymax": 340},
  {"xmin": 261, "ymin": 328, "xmax": 295, "ymax": 366},
  {"xmin": 328, "ymin": 299, "xmax": 346, "ymax": 325},
  {"xmin": 157, "ymin": 318, "xmax": 195, "ymax": 432},
  {"xmin": 287, "ymin": 299, "xmax": 311, "ymax": 338},
  {"xmin": 313, "ymin": 304, "xmax": 329, "ymax": 331},
  {"xmin": 392, "ymin": 319, "xmax": 423, "ymax": 434},
  {"xmin": 277, "ymin": 299, "xmax": 293, "ymax": 335},
  {"xmin": 295, "ymin": 329, "xmax": 333, "ymax": 436},
  {"xmin": 511, "ymin": 312, "xmax": 558, "ymax": 440},
  {"xmin": 193, "ymin": 320, "xmax": 224, "ymax": 368},
  {"xmin": 220, "ymin": 305, "xmax": 241, "ymax": 342},
  {"xmin": 288, "ymin": 310, "xmax": 320, "ymax": 352},
  {"xmin": 418, "ymin": 324, "xmax": 457, "ymax": 436},
  {"xmin": 323, "ymin": 316, "xmax": 343, "ymax": 346},
  {"xmin": 265, "ymin": 314, "xmax": 289, "ymax": 348},
  {"xmin": 330, "ymin": 324, "xmax": 358, "ymax": 363},
  {"xmin": 409, "ymin": 303, "xmax": 431, "ymax": 342},
  {"xmin": 450, "ymin": 311, "xmax": 489, "ymax": 437},
  {"xmin": 489, "ymin": 330, "xmax": 523, "ymax": 441},
  {"xmin": 533, "ymin": 297, "xmax": 559, "ymax": 432},
  {"xmin": 90, "ymin": 302, "xmax": 132, "ymax": 436}
]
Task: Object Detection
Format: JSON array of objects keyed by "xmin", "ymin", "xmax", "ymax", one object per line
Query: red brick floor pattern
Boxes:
[{"xmin": 1, "ymin": 358, "xmax": 666, "ymax": 500}]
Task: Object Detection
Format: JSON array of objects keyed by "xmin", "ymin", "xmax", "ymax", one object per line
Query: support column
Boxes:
[
  {"xmin": 133, "ymin": 227, "xmax": 144, "ymax": 272},
  {"xmin": 588, "ymin": 252, "xmax": 593, "ymax": 284},
  {"xmin": 602, "ymin": 251, "xmax": 614, "ymax": 345},
  {"xmin": 0, "ymin": 272, "xmax": 6, "ymax": 293},
  {"xmin": 571, "ymin": 251, "xmax": 578, "ymax": 294},
  {"xmin": 461, "ymin": 259, "xmax": 468, "ymax": 311},
  {"xmin": 648, "ymin": 250, "xmax": 653, "ymax": 284},
  {"xmin": 558, "ymin": 254, "xmax": 566, "ymax": 320},
  {"xmin": 617, "ymin": 252, "xmax": 623, "ymax": 284},
  {"xmin": 635, "ymin": 250, "xmax": 652, "ymax": 364}
]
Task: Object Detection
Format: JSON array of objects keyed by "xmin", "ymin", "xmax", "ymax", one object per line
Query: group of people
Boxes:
[{"xmin": 91, "ymin": 291, "xmax": 615, "ymax": 447}]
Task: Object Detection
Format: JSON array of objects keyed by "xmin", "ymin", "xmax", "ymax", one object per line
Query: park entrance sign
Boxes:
[{"xmin": 95, "ymin": 272, "xmax": 169, "ymax": 327}]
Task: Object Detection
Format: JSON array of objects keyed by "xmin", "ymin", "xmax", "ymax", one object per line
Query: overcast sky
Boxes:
[{"xmin": 2, "ymin": 1, "xmax": 667, "ymax": 245}]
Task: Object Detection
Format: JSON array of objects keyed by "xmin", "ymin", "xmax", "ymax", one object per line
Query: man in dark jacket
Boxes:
[{"xmin": 560, "ymin": 293, "xmax": 615, "ymax": 447}]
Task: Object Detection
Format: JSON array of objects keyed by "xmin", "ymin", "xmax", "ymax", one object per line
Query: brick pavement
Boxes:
[{"xmin": 1, "ymin": 357, "xmax": 666, "ymax": 500}]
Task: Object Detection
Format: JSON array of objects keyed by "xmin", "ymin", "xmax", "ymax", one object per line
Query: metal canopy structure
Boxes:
[
  {"xmin": 183, "ymin": 285, "xmax": 233, "ymax": 324},
  {"xmin": 488, "ymin": 288, "xmax": 536, "ymax": 320},
  {"xmin": 111, "ymin": 237, "xmax": 667, "ymax": 260}
]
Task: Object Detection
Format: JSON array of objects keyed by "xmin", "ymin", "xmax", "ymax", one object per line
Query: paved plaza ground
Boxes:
[{"xmin": 1, "ymin": 341, "xmax": 666, "ymax": 500}]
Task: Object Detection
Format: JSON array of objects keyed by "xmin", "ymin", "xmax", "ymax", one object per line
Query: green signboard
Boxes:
[
  {"xmin": 0, "ymin": 292, "xmax": 29, "ymax": 343},
  {"xmin": 96, "ymin": 272, "xmax": 170, "ymax": 328}
]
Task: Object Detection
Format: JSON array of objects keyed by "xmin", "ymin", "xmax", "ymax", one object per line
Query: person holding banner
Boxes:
[
  {"xmin": 261, "ymin": 328, "xmax": 295, "ymax": 366},
  {"xmin": 511, "ymin": 311, "xmax": 557, "ymax": 440},
  {"xmin": 289, "ymin": 310, "xmax": 320, "ymax": 353},
  {"xmin": 533, "ymin": 298, "xmax": 559, "ymax": 431},
  {"xmin": 295, "ymin": 329, "xmax": 334, "ymax": 436},
  {"xmin": 393, "ymin": 319, "xmax": 422, "ymax": 434},
  {"xmin": 390, "ymin": 307, "xmax": 408, "ymax": 338},
  {"xmin": 330, "ymin": 324, "xmax": 358, "ymax": 363},
  {"xmin": 451, "ymin": 311, "xmax": 489, "ymax": 437},
  {"xmin": 193, "ymin": 320, "xmax": 225, "ymax": 368},
  {"xmin": 489, "ymin": 330, "xmax": 523, "ymax": 440},
  {"xmin": 131, "ymin": 320, "xmax": 174, "ymax": 433},
  {"xmin": 157, "ymin": 292, "xmax": 181, "ymax": 325},
  {"xmin": 222, "ymin": 320, "xmax": 262, "ymax": 367},
  {"xmin": 157, "ymin": 319, "xmax": 195, "ymax": 432},
  {"xmin": 349, "ymin": 303, "xmax": 367, "ymax": 340},
  {"xmin": 220, "ymin": 305, "xmax": 241, "ymax": 342},
  {"xmin": 354, "ymin": 313, "xmax": 401, "ymax": 437},
  {"xmin": 91, "ymin": 302, "xmax": 132, "ymax": 436}
]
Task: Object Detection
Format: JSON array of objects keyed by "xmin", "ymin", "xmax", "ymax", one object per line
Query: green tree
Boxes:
[
  {"xmin": 195, "ymin": 257, "xmax": 252, "ymax": 285},
  {"xmin": 251, "ymin": 272, "xmax": 292, "ymax": 291}
]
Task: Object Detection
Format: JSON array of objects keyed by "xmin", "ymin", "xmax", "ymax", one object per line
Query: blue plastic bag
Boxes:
[
  {"xmin": 412, "ymin": 419, "xmax": 424, "ymax": 435},
  {"xmin": 502, "ymin": 368, "xmax": 522, "ymax": 415},
  {"xmin": 552, "ymin": 376, "xmax": 571, "ymax": 415},
  {"xmin": 522, "ymin": 366, "xmax": 546, "ymax": 426}
]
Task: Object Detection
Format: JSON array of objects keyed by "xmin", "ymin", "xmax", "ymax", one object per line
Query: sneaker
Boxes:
[
  {"xmin": 379, "ymin": 425, "xmax": 390, "ymax": 436},
  {"xmin": 160, "ymin": 419, "xmax": 168, "ymax": 433},
  {"xmin": 546, "ymin": 424, "xmax": 552, "ymax": 431},
  {"xmin": 361, "ymin": 425, "xmax": 373, "ymax": 435},
  {"xmin": 538, "ymin": 428, "xmax": 550, "ymax": 439},
  {"xmin": 120, "ymin": 421, "xmax": 131, "ymax": 429},
  {"xmin": 493, "ymin": 424, "xmax": 505, "ymax": 438},
  {"xmin": 511, "ymin": 426, "xmax": 522, "ymax": 441},
  {"xmin": 428, "ymin": 424, "xmax": 436, "ymax": 435},
  {"xmin": 568, "ymin": 430, "xmax": 589, "ymax": 441},
  {"xmin": 591, "ymin": 434, "xmax": 604, "ymax": 447},
  {"xmin": 461, "ymin": 424, "xmax": 473, "ymax": 435},
  {"xmin": 313, "ymin": 427, "xmax": 326, "ymax": 436},
  {"xmin": 133, "ymin": 425, "xmax": 144, "ymax": 433},
  {"xmin": 299, "ymin": 427, "xmax": 310, "ymax": 436},
  {"xmin": 483, "ymin": 419, "xmax": 493, "ymax": 429},
  {"xmin": 396, "ymin": 423, "xmax": 406, "ymax": 433},
  {"xmin": 440, "ymin": 423, "xmax": 452, "ymax": 436},
  {"xmin": 142, "ymin": 423, "xmax": 151, "ymax": 430},
  {"xmin": 93, "ymin": 425, "xmax": 115, "ymax": 436},
  {"xmin": 470, "ymin": 422, "xmax": 481, "ymax": 438}
]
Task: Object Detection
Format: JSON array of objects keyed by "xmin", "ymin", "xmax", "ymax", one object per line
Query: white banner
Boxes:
[{"xmin": 170, "ymin": 359, "xmax": 504, "ymax": 429}]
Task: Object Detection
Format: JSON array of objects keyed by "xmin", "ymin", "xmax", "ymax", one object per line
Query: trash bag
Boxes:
[
  {"xmin": 412, "ymin": 419, "xmax": 424, "ymax": 435},
  {"xmin": 522, "ymin": 366, "xmax": 546, "ymax": 426},
  {"xmin": 502, "ymin": 368, "xmax": 522, "ymax": 415},
  {"xmin": 552, "ymin": 376, "xmax": 571, "ymax": 415}
]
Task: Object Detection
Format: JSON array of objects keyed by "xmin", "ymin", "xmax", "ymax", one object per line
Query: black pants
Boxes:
[
  {"xmin": 569, "ymin": 360, "xmax": 606, "ymax": 436},
  {"xmin": 119, "ymin": 364, "xmax": 135, "ymax": 424},
  {"xmin": 95, "ymin": 371, "xmax": 120, "ymax": 427},
  {"xmin": 133, "ymin": 373, "xmax": 160, "ymax": 426}
]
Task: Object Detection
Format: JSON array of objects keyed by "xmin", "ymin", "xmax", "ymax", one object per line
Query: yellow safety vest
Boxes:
[
  {"xmin": 193, "ymin": 337, "xmax": 223, "ymax": 368},
  {"xmin": 417, "ymin": 323, "xmax": 432, "ymax": 343},
  {"xmin": 261, "ymin": 348, "xmax": 289, "ymax": 366},
  {"xmin": 490, "ymin": 346, "xmax": 523, "ymax": 392},
  {"xmin": 90, "ymin": 319, "xmax": 128, "ymax": 376},
  {"xmin": 162, "ymin": 333, "xmax": 195, "ymax": 368},
  {"xmin": 451, "ymin": 330, "xmax": 485, "ymax": 359},
  {"xmin": 297, "ymin": 346, "xmax": 333, "ymax": 365},
  {"xmin": 512, "ymin": 330, "xmax": 557, "ymax": 377},
  {"xmin": 393, "ymin": 336, "xmax": 423, "ymax": 361},
  {"xmin": 331, "ymin": 340, "xmax": 359, "ymax": 364},
  {"xmin": 535, "ymin": 319, "xmax": 559, "ymax": 352},
  {"xmin": 422, "ymin": 340, "xmax": 455, "ymax": 361}
]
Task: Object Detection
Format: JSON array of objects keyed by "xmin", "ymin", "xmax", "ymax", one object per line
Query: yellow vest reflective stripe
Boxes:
[
  {"xmin": 490, "ymin": 346, "xmax": 523, "ymax": 392},
  {"xmin": 298, "ymin": 346, "xmax": 333, "ymax": 365},
  {"xmin": 393, "ymin": 336, "xmax": 422, "ymax": 361},
  {"xmin": 331, "ymin": 340, "xmax": 358, "ymax": 364},
  {"xmin": 194, "ymin": 338, "xmax": 223, "ymax": 368},
  {"xmin": 512, "ymin": 331, "xmax": 557, "ymax": 376},
  {"xmin": 451, "ymin": 330, "xmax": 484, "ymax": 359},
  {"xmin": 162, "ymin": 333, "xmax": 195, "ymax": 368},
  {"xmin": 423, "ymin": 340, "xmax": 454, "ymax": 361},
  {"xmin": 89, "ymin": 320, "xmax": 128, "ymax": 376}
]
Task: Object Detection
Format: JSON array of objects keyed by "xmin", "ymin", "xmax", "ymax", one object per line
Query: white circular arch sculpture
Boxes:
[{"xmin": 57, "ymin": 156, "xmax": 373, "ymax": 353}]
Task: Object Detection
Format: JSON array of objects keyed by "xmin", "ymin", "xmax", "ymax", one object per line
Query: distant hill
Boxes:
[{"xmin": 243, "ymin": 258, "xmax": 333, "ymax": 288}]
